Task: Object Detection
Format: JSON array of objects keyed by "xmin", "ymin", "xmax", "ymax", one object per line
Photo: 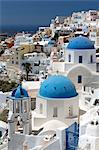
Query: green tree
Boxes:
[
  {"xmin": 0, "ymin": 80, "xmax": 18, "ymax": 92},
  {"xmin": 22, "ymin": 62, "xmax": 32, "ymax": 81}
]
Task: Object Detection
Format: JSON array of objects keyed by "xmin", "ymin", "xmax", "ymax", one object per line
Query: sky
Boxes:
[{"xmin": 0, "ymin": 0, "xmax": 99, "ymax": 27}]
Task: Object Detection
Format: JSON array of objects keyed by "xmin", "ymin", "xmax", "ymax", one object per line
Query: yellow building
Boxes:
[{"xmin": 10, "ymin": 44, "xmax": 34, "ymax": 67}]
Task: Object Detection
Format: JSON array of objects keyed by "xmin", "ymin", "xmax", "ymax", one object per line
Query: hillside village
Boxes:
[{"xmin": 0, "ymin": 10, "xmax": 99, "ymax": 150}]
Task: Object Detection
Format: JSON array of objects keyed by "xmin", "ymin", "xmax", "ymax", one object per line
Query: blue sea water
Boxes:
[
  {"xmin": 0, "ymin": 25, "xmax": 42, "ymax": 36},
  {"xmin": 0, "ymin": 0, "xmax": 99, "ymax": 36}
]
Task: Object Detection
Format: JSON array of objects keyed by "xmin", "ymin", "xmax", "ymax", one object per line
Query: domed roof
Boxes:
[
  {"xmin": 67, "ymin": 36, "xmax": 94, "ymax": 49},
  {"xmin": 11, "ymin": 84, "xmax": 29, "ymax": 99},
  {"xmin": 39, "ymin": 75, "xmax": 78, "ymax": 99}
]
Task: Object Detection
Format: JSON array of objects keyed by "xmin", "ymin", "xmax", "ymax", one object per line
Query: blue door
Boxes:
[{"xmin": 66, "ymin": 122, "xmax": 79, "ymax": 150}]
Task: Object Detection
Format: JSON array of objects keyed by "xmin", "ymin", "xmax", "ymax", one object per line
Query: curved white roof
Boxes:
[{"xmin": 39, "ymin": 120, "xmax": 67, "ymax": 135}]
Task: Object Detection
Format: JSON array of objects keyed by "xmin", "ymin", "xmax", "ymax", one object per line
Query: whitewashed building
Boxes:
[
  {"xmin": 7, "ymin": 74, "xmax": 79, "ymax": 150},
  {"xmin": 50, "ymin": 36, "xmax": 99, "ymax": 91}
]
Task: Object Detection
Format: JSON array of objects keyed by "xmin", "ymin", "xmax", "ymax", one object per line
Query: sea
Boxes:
[
  {"xmin": 0, "ymin": 25, "xmax": 47, "ymax": 37},
  {"xmin": 1, "ymin": 0, "xmax": 99, "ymax": 37},
  {"xmin": 0, "ymin": 0, "xmax": 99, "ymax": 37}
]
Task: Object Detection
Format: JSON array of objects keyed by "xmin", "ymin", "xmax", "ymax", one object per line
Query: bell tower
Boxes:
[{"xmin": 7, "ymin": 83, "xmax": 32, "ymax": 146}]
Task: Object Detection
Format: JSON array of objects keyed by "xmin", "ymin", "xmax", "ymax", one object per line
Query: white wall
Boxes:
[
  {"xmin": 74, "ymin": 50, "xmax": 96, "ymax": 71},
  {"xmin": 24, "ymin": 134, "xmax": 45, "ymax": 149},
  {"xmin": 52, "ymin": 49, "xmax": 96, "ymax": 76},
  {"xmin": 52, "ymin": 62, "xmax": 65, "ymax": 73},
  {"xmin": 79, "ymin": 133, "xmax": 99, "ymax": 150},
  {"xmin": 8, "ymin": 134, "xmax": 25, "ymax": 150},
  {"xmin": 47, "ymin": 99, "xmax": 64, "ymax": 121},
  {"xmin": 64, "ymin": 96, "xmax": 79, "ymax": 118},
  {"xmin": 34, "ymin": 95, "xmax": 79, "ymax": 128},
  {"xmin": 67, "ymin": 64, "xmax": 93, "ymax": 90},
  {"xmin": 36, "ymin": 96, "xmax": 47, "ymax": 117},
  {"xmin": 65, "ymin": 50, "xmax": 74, "ymax": 63},
  {"xmin": 56, "ymin": 127, "xmax": 66, "ymax": 150},
  {"xmin": 44, "ymin": 139, "xmax": 60, "ymax": 150}
]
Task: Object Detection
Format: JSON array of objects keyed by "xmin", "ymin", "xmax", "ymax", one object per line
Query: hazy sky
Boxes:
[{"xmin": 0, "ymin": 0, "xmax": 99, "ymax": 27}]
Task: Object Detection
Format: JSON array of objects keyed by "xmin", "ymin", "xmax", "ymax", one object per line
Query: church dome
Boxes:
[
  {"xmin": 11, "ymin": 84, "xmax": 29, "ymax": 99},
  {"xmin": 67, "ymin": 36, "xmax": 94, "ymax": 49},
  {"xmin": 39, "ymin": 75, "xmax": 78, "ymax": 99}
]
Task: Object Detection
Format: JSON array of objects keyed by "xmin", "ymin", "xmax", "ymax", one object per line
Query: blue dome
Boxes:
[
  {"xmin": 67, "ymin": 36, "xmax": 94, "ymax": 49},
  {"xmin": 11, "ymin": 84, "xmax": 29, "ymax": 99},
  {"xmin": 39, "ymin": 75, "xmax": 78, "ymax": 99}
]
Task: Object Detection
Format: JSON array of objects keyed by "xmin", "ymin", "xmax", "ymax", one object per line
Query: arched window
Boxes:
[
  {"xmin": 53, "ymin": 107, "xmax": 58, "ymax": 117},
  {"xmin": 40, "ymin": 103, "xmax": 43, "ymax": 114},
  {"xmin": 68, "ymin": 54, "xmax": 71, "ymax": 62}
]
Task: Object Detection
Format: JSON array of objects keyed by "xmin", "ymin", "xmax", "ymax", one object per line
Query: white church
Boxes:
[
  {"xmin": 51, "ymin": 36, "xmax": 99, "ymax": 91},
  {"xmin": 7, "ymin": 74, "xmax": 79, "ymax": 150},
  {"xmin": 6, "ymin": 36, "xmax": 99, "ymax": 150}
]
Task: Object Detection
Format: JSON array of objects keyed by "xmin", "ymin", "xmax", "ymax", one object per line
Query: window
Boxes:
[
  {"xmin": 90, "ymin": 55, "xmax": 93, "ymax": 63},
  {"xmin": 53, "ymin": 107, "xmax": 58, "ymax": 117},
  {"xmin": 68, "ymin": 54, "xmax": 71, "ymax": 62},
  {"xmin": 40, "ymin": 103, "xmax": 43, "ymax": 114},
  {"xmin": 16, "ymin": 102, "xmax": 20, "ymax": 113},
  {"xmin": 24, "ymin": 101, "xmax": 27, "ymax": 113},
  {"xmin": 69, "ymin": 106, "xmax": 73, "ymax": 117},
  {"xmin": 31, "ymin": 98, "xmax": 36, "ymax": 110},
  {"xmin": 12, "ymin": 61, "xmax": 14, "ymax": 64},
  {"xmin": 84, "ymin": 86, "xmax": 86, "ymax": 91},
  {"xmin": 91, "ymin": 88, "xmax": 94, "ymax": 94},
  {"xmin": 16, "ymin": 61, "xmax": 18, "ymax": 64},
  {"xmin": 79, "ymin": 56, "xmax": 83, "ymax": 63},
  {"xmin": 78, "ymin": 75, "xmax": 82, "ymax": 83}
]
